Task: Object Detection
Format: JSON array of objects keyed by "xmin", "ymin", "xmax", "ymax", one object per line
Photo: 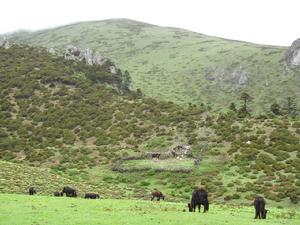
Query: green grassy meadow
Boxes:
[
  {"xmin": 120, "ymin": 159, "xmax": 195, "ymax": 171},
  {"xmin": 0, "ymin": 194, "xmax": 300, "ymax": 225}
]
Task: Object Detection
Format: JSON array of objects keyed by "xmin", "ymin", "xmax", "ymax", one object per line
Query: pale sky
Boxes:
[{"xmin": 1, "ymin": 0, "xmax": 300, "ymax": 46}]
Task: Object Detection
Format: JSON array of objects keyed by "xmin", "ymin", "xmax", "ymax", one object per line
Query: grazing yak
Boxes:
[
  {"xmin": 62, "ymin": 186, "xmax": 77, "ymax": 197},
  {"xmin": 84, "ymin": 193, "xmax": 100, "ymax": 199},
  {"xmin": 254, "ymin": 196, "xmax": 268, "ymax": 219},
  {"xmin": 29, "ymin": 187, "xmax": 37, "ymax": 195},
  {"xmin": 151, "ymin": 191, "xmax": 165, "ymax": 201},
  {"xmin": 188, "ymin": 188, "xmax": 209, "ymax": 213},
  {"xmin": 151, "ymin": 153, "xmax": 161, "ymax": 160},
  {"xmin": 53, "ymin": 191, "xmax": 63, "ymax": 197}
]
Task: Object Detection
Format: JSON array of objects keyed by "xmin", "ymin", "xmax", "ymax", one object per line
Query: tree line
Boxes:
[{"xmin": 229, "ymin": 92, "xmax": 298, "ymax": 118}]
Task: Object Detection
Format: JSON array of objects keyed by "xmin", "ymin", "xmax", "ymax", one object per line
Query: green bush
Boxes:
[
  {"xmin": 147, "ymin": 169, "xmax": 156, "ymax": 176},
  {"xmin": 292, "ymin": 121, "xmax": 300, "ymax": 128},
  {"xmin": 140, "ymin": 181, "xmax": 150, "ymax": 186},
  {"xmin": 227, "ymin": 183, "xmax": 234, "ymax": 187},
  {"xmin": 272, "ymin": 162, "xmax": 286, "ymax": 171},
  {"xmin": 146, "ymin": 137, "xmax": 167, "ymax": 149},
  {"xmin": 224, "ymin": 195, "xmax": 232, "ymax": 201},
  {"xmin": 232, "ymin": 193, "xmax": 241, "ymax": 199}
]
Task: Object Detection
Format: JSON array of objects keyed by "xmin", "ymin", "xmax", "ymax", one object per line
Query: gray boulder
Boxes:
[
  {"xmin": 47, "ymin": 48, "xmax": 56, "ymax": 55},
  {"xmin": 285, "ymin": 38, "xmax": 300, "ymax": 66},
  {"xmin": 109, "ymin": 65, "xmax": 117, "ymax": 74}
]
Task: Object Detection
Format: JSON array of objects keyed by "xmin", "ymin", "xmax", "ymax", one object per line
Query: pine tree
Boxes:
[
  {"xmin": 270, "ymin": 103, "xmax": 281, "ymax": 115},
  {"xmin": 123, "ymin": 70, "xmax": 131, "ymax": 91},
  {"xmin": 284, "ymin": 97, "xmax": 297, "ymax": 117},
  {"xmin": 116, "ymin": 69, "xmax": 123, "ymax": 91},
  {"xmin": 136, "ymin": 88, "xmax": 142, "ymax": 97},
  {"xmin": 229, "ymin": 102, "xmax": 237, "ymax": 112},
  {"xmin": 239, "ymin": 92, "xmax": 253, "ymax": 116}
]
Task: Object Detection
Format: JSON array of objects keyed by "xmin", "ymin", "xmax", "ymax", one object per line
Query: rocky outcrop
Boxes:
[
  {"xmin": 0, "ymin": 38, "xmax": 11, "ymax": 49},
  {"xmin": 65, "ymin": 45, "xmax": 105, "ymax": 65},
  {"xmin": 285, "ymin": 39, "xmax": 300, "ymax": 66},
  {"xmin": 234, "ymin": 66, "xmax": 249, "ymax": 85},
  {"xmin": 205, "ymin": 65, "xmax": 250, "ymax": 85},
  {"xmin": 64, "ymin": 45, "xmax": 117, "ymax": 74}
]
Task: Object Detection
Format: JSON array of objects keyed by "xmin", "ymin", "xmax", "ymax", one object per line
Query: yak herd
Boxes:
[
  {"xmin": 28, "ymin": 186, "xmax": 100, "ymax": 199},
  {"xmin": 28, "ymin": 186, "xmax": 267, "ymax": 219}
]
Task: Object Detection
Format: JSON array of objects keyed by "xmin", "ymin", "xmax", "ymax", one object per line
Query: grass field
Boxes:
[
  {"xmin": 120, "ymin": 159, "xmax": 195, "ymax": 171},
  {"xmin": 0, "ymin": 194, "xmax": 299, "ymax": 225}
]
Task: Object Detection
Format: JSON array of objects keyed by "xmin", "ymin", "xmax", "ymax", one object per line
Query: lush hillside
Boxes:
[
  {"xmin": 1, "ymin": 194, "xmax": 300, "ymax": 225},
  {"xmin": 0, "ymin": 160, "xmax": 95, "ymax": 195},
  {"xmin": 5, "ymin": 19, "xmax": 300, "ymax": 112},
  {"xmin": 1, "ymin": 45, "xmax": 300, "ymax": 206},
  {"xmin": 0, "ymin": 44, "xmax": 203, "ymax": 168}
]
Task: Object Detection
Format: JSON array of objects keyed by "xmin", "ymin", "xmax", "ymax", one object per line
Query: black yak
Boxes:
[
  {"xmin": 151, "ymin": 191, "xmax": 165, "ymax": 201},
  {"xmin": 254, "ymin": 196, "xmax": 268, "ymax": 219},
  {"xmin": 84, "ymin": 193, "xmax": 100, "ymax": 199},
  {"xmin": 62, "ymin": 186, "xmax": 77, "ymax": 197},
  {"xmin": 29, "ymin": 187, "xmax": 37, "ymax": 195},
  {"xmin": 188, "ymin": 188, "xmax": 209, "ymax": 212},
  {"xmin": 151, "ymin": 153, "xmax": 161, "ymax": 159}
]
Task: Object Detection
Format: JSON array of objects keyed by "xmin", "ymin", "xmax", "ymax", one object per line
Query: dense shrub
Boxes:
[
  {"xmin": 224, "ymin": 195, "xmax": 232, "ymax": 201},
  {"xmin": 231, "ymin": 193, "xmax": 241, "ymax": 199},
  {"xmin": 290, "ymin": 195, "xmax": 299, "ymax": 204}
]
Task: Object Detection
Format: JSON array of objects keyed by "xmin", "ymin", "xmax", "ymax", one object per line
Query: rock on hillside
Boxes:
[
  {"xmin": 205, "ymin": 65, "xmax": 250, "ymax": 85},
  {"xmin": 64, "ymin": 45, "xmax": 117, "ymax": 74},
  {"xmin": 285, "ymin": 39, "xmax": 300, "ymax": 66},
  {"xmin": 0, "ymin": 38, "xmax": 11, "ymax": 49}
]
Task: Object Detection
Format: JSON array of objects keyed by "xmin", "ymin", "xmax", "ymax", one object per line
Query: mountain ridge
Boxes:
[
  {"xmin": 4, "ymin": 18, "xmax": 300, "ymax": 113},
  {"xmin": 1, "ymin": 18, "xmax": 291, "ymax": 47}
]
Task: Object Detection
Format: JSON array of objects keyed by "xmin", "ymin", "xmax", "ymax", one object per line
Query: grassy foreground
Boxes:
[{"xmin": 0, "ymin": 194, "xmax": 299, "ymax": 225}]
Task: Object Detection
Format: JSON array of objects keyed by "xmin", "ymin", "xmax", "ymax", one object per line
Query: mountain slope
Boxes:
[
  {"xmin": 6, "ymin": 19, "xmax": 300, "ymax": 112},
  {"xmin": 1, "ymin": 44, "xmax": 300, "ymax": 205},
  {"xmin": 0, "ymin": 44, "xmax": 195, "ymax": 167}
]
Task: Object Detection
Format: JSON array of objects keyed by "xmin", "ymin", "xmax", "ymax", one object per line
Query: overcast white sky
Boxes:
[{"xmin": 1, "ymin": 0, "xmax": 299, "ymax": 46}]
